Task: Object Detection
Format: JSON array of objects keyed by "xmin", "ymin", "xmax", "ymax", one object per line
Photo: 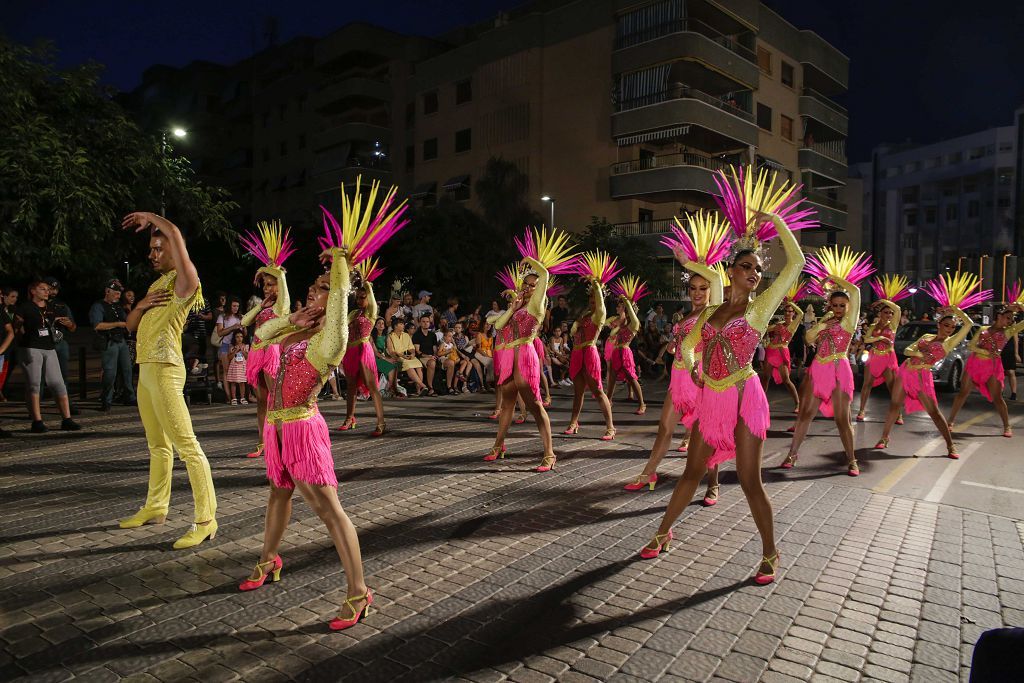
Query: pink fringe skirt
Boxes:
[
  {"xmin": 898, "ymin": 362, "xmax": 936, "ymax": 415},
  {"xmin": 866, "ymin": 351, "xmax": 898, "ymax": 387},
  {"xmin": 603, "ymin": 339, "xmax": 615, "ymax": 362},
  {"xmin": 808, "ymin": 357, "xmax": 854, "ymax": 418},
  {"xmin": 245, "ymin": 345, "xmax": 280, "ymax": 387},
  {"xmin": 694, "ymin": 375, "xmax": 769, "ymax": 468},
  {"xmin": 262, "ymin": 409, "xmax": 337, "ymax": 489},
  {"xmin": 494, "ymin": 348, "xmax": 513, "ymax": 387},
  {"xmin": 496, "ymin": 344, "xmax": 542, "ymax": 402},
  {"xmin": 610, "ymin": 348, "xmax": 638, "ymax": 381},
  {"xmin": 533, "ymin": 338, "xmax": 547, "ymax": 363},
  {"xmin": 342, "ymin": 342, "xmax": 376, "ymax": 393},
  {"xmin": 966, "ymin": 355, "xmax": 1003, "ymax": 401},
  {"xmin": 669, "ymin": 365, "xmax": 698, "ymax": 427},
  {"xmin": 569, "ymin": 346, "xmax": 603, "ymax": 392},
  {"xmin": 764, "ymin": 347, "xmax": 791, "ymax": 384}
]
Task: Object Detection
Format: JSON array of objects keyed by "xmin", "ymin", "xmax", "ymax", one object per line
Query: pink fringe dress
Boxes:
[
  {"xmin": 569, "ymin": 316, "xmax": 603, "ymax": 392},
  {"xmin": 693, "ymin": 317, "xmax": 770, "ymax": 467},
  {"xmin": 866, "ymin": 326, "xmax": 898, "ymax": 386},
  {"xmin": 609, "ymin": 325, "xmax": 638, "ymax": 381},
  {"xmin": 497, "ymin": 308, "xmax": 543, "ymax": 402},
  {"xmin": 342, "ymin": 311, "xmax": 376, "ymax": 393},
  {"xmin": 245, "ymin": 307, "xmax": 281, "ymax": 386},
  {"xmin": 808, "ymin": 323, "xmax": 854, "ymax": 417},
  {"xmin": 966, "ymin": 328, "xmax": 1011, "ymax": 401},
  {"xmin": 669, "ymin": 315, "xmax": 701, "ymax": 426},
  {"xmin": 263, "ymin": 340, "xmax": 337, "ymax": 489},
  {"xmin": 763, "ymin": 324, "xmax": 794, "ymax": 385},
  {"xmin": 493, "ymin": 321, "xmax": 515, "ymax": 388},
  {"xmin": 898, "ymin": 338, "xmax": 945, "ymax": 414}
]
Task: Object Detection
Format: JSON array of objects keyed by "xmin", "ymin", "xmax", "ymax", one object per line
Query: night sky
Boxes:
[{"xmin": 4, "ymin": 0, "xmax": 1023, "ymax": 163}]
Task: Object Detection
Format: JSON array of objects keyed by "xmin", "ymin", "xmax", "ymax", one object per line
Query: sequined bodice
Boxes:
[
  {"xmin": 701, "ymin": 317, "xmax": 760, "ymax": 380},
  {"xmin": 976, "ymin": 328, "xmax": 1008, "ymax": 354},
  {"xmin": 816, "ymin": 323, "xmax": 853, "ymax": 358},
  {"xmin": 512, "ymin": 308, "xmax": 540, "ymax": 341},
  {"xmin": 252, "ymin": 307, "xmax": 278, "ymax": 344},
  {"xmin": 615, "ymin": 326, "xmax": 636, "ymax": 346},
  {"xmin": 573, "ymin": 317, "xmax": 598, "ymax": 346},
  {"xmin": 348, "ymin": 312, "xmax": 373, "ymax": 340},
  {"xmin": 674, "ymin": 315, "xmax": 700, "ymax": 362},
  {"xmin": 495, "ymin": 323, "xmax": 515, "ymax": 348},
  {"xmin": 767, "ymin": 324, "xmax": 793, "ymax": 347},
  {"xmin": 872, "ymin": 326, "xmax": 895, "ymax": 352},
  {"xmin": 272, "ymin": 340, "xmax": 322, "ymax": 410},
  {"xmin": 915, "ymin": 338, "xmax": 947, "ymax": 366}
]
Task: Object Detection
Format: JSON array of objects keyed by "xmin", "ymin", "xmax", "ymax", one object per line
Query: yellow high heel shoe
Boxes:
[
  {"xmin": 172, "ymin": 520, "xmax": 218, "ymax": 549},
  {"xmin": 119, "ymin": 508, "xmax": 167, "ymax": 529}
]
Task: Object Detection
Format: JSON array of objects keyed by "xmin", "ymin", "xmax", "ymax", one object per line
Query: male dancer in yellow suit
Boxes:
[{"xmin": 118, "ymin": 211, "xmax": 218, "ymax": 549}]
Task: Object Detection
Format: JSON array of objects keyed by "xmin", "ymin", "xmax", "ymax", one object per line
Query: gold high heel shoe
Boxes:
[
  {"xmin": 119, "ymin": 508, "xmax": 167, "ymax": 529},
  {"xmin": 172, "ymin": 520, "xmax": 218, "ymax": 549}
]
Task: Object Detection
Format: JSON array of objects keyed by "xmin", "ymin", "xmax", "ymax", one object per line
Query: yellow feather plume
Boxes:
[
  {"xmin": 876, "ymin": 274, "xmax": 910, "ymax": 300},
  {"xmin": 531, "ymin": 226, "xmax": 578, "ymax": 272},
  {"xmin": 713, "ymin": 263, "xmax": 731, "ymax": 287}
]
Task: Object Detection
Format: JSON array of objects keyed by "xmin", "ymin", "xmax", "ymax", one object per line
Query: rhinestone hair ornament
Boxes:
[
  {"xmin": 319, "ymin": 175, "xmax": 410, "ymax": 266},
  {"xmin": 712, "ymin": 165, "xmax": 818, "ymax": 258},
  {"xmin": 514, "ymin": 226, "xmax": 580, "ymax": 275},
  {"xmin": 870, "ymin": 274, "xmax": 913, "ymax": 303},
  {"xmin": 921, "ymin": 272, "xmax": 991, "ymax": 309},
  {"xmin": 239, "ymin": 220, "xmax": 297, "ymax": 283},
  {"xmin": 804, "ymin": 245, "xmax": 876, "ymax": 295}
]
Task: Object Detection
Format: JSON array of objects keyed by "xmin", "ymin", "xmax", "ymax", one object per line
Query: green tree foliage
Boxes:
[
  {"xmin": 577, "ymin": 216, "xmax": 671, "ymax": 297},
  {"xmin": 0, "ymin": 38, "xmax": 238, "ymax": 284}
]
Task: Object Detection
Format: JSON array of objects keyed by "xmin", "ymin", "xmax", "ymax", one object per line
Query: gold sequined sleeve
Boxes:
[
  {"xmin": 365, "ymin": 281, "xmax": 378, "ymax": 322},
  {"xmin": 523, "ymin": 257, "xmax": 549, "ymax": 322},
  {"xmin": 942, "ymin": 308, "xmax": 974, "ymax": 352},
  {"xmin": 882, "ymin": 299, "xmax": 901, "ymax": 333},
  {"xmin": 274, "ymin": 269, "xmax": 290, "ymax": 318},
  {"xmin": 591, "ymin": 283, "xmax": 607, "ymax": 327},
  {"xmin": 253, "ymin": 315, "xmax": 301, "ymax": 350},
  {"xmin": 968, "ymin": 326, "xmax": 985, "ymax": 353},
  {"xmin": 623, "ymin": 296, "xmax": 640, "ymax": 334},
  {"xmin": 604, "ymin": 315, "xmax": 619, "ymax": 330},
  {"xmin": 805, "ymin": 312, "xmax": 832, "ymax": 345},
  {"xmin": 832, "ymin": 276, "xmax": 860, "ymax": 334},
  {"xmin": 240, "ymin": 304, "xmax": 262, "ymax": 328},
  {"xmin": 1006, "ymin": 317, "xmax": 1024, "ymax": 338},
  {"xmin": 745, "ymin": 213, "xmax": 806, "ymax": 333},
  {"xmin": 307, "ymin": 249, "xmax": 351, "ymax": 375},
  {"xmin": 679, "ymin": 305, "xmax": 715, "ymax": 371},
  {"xmin": 491, "ymin": 306, "xmax": 515, "ymax": 331},
  {"xmin": 904, "ymin": 335, "xmax": 928, "ymax": 358},
  {"xmin": 686, "ymin": 263, "xmax": 725, "ymax": 307},
  {"xmin": 786, "ymin": 303, "xmax": 803, "ymax": 336}
]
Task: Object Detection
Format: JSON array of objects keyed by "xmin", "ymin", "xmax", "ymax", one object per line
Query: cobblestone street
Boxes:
[{"xmin": 1, "ymin": 383, "xmax": 1022, "ymax": 682}]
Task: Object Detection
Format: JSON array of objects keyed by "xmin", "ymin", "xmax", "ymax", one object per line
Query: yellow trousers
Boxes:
[{"xmin": 137, "ymin": 363, "xmax": 217, "ymax": 522}]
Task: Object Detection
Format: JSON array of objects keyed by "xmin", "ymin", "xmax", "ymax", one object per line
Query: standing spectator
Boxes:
[
  {"xmin": 646, "ymin": 303, "xmax": 668, "ymax": 334},
  {"xmin": 120, "ymin": 288, "xmax": 138, "ymax": 374},
  {"xmin": 442, "ymin": 297, "xmax": 460, "ymax": 328},
  {"xmin": 89, "ymin": 279, "xmax": 136, "ymax": 411},
  {"xmin": 43, "ymin": 277, "xmax": 77, "ymax": 409},
  {"xmin": 399, "ymin": 292, "xmax": 415, "ymax": 323},
  {"xmin": 549, "ymin": 295, "xmax": 570, "ymax": 332},
  {"xmin": 411, "ymin": 290, "xmax": 434, "ymax": 322},
  {"xmin": 224, "ymin": 330, "xmax": 249, "ymax": 405},
  {"xmin": 547, "ymin": 325, "xmax": 571, "ymax": 384},
  {"xmin": 214, "ymin": 298, "xmax": 243, "ymax": 391},
  {"xmin": 0, "ymin": 286, "xmax": 18, "ymax": 402},
  {"xmin": 411, "ymin": 314, "xmax": 439, "ymax": 394},
  {"xmin": 15, "ymin": 280, "xmax": 81, "ymax": 432}
]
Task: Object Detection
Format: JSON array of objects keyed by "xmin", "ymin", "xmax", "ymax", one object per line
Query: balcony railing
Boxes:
[
  {"xmin": 615, "ymin": 18, "xmax": 756, "ymax": 63},
  {"xmin": 615, "ymin": 85, "xmax": 754, "ymax": 122},
  {"xmin": 801, "ymin": 87, "xmax": 847, "ymax": 115},
  {"xmin": 612, "ymin": 219, "xmax": 675, "ymax": 237},
  {"xmin": 800, "ymin": 140, "xmax": 847, "ymax": 165},
  {"xmin": 804, "ymin": 190, "xmax": 847, "ymax": 212},
  {"xmin": 611, "ymin": 150, "xmax": 737, "ymax": 176}
]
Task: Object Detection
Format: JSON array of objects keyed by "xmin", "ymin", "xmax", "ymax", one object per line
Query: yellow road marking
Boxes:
[{"xmin": 873, "ymin": 458, "xmax": 920, "ymax": 494}]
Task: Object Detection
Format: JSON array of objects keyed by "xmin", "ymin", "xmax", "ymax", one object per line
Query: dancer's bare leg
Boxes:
[
  {"xmin": 360, "ymin": 365, "xmax": 385, "ymax": 427},
  {"xmin": 919, "ymin": 394, "xmax": 955, "ymax": 449},
  {"xmin": 857, "ymin": 369, "xmax": 875, "ymax": 416},
  {"xmin": 490, "ymin": 380, "xmax": 518, "ymax": 453},
  {"xmin": 989, "ymin": 376, "xmax": 1011, "ymax": 430},
  {"xmin": 734, "ymin": 423, "xmax": 775, "ymax": 571},
  {"xmin": 832, "ymin": 388, "xmax": 856, "ymax": 466},
  {"xmin": 567, "ymin": 373, "xmax": 586, "ymax": 428},
  {"xmin": 256, "ymin": 484, "xmax": 294, "ymax": 566},
  {"xmin": 646, "ymin": 426, "xmax": 710, "ymax": 547},
  {"xmin": 585, "ymin": 375, "xmax": 614, "ymax": 432},
  {"xmin": 294, "ymin": 481, "xmax": 368, "ymax": 605},
  {"xmin": 513, "ymin": 365, "xmax": 554, "ymax": 464},
  {"xmin": 947, "ymin": 375, "xmax": 975, "ymax": 426},
  {"xmin": 786, "ymin": 376, "xmax": 821, "ymax": 463},
  {"xmin": 626, "ymin": 375, "xmax": 646, "ymax": 412},
  {"xmin": 878, "ymin": 378, "xmax": 906, "ymax": 444},
  {"xmin": 636, "ymin": 395, "xmax": 680, "ymax": 478},
  {"xmin": 778, "ymin": 365, "xmax": 800, "ymax": 411}
]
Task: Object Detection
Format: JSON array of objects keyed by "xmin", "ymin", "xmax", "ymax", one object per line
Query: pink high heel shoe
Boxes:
[
  {"xmin": 624, "ymin": 472, "xmax": 657, "ymax": 491},
  {"xmin": 639, "ymin": 529, "xmax": 673, "ymax": 559},
  {"xmin": 483, "ymin": 445, "xmax": 507, "ymax": 461}
]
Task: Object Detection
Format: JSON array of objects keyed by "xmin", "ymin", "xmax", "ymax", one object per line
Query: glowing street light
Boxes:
[
  {"xmin": 171, "ymin": 127, "xmax": 188, "ymax": 139},
  {"xmin": 540, "ymin": 195, "xmax": 555, "ymax": 228}
]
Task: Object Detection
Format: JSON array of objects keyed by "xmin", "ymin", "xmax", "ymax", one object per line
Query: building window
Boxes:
[
  {"xmin": 639, "ymin": 208, "xmax": 654, "ymax": 224},
  {"xmin": 455, "ymin": 128, "xmax": 472, "ymax": 153},
  {"xmin": 998, "ymin": 196, "xmax": 1011, "ymax": 208},
  {"xmin": 444, "ymin": 175, "xmax": 471, "ymax": 201},
  {"xmin": 757, "ymin": 46, "xmax": 772, "ymax": 75},
  {"xmin": 423, "ymin": 91, "xmax": 438, "ymax": 115},
  {"xmin": 423, "ymin": 137, "xmax": 438, "ymax": 161},
  {"xmin": 405, "ymin": 102, "xmax": 415, "ymax": 128},
  {"xmin": 946, "ymin": 204, "xmax": 958, "ymax": 220},
  {"xmin": 925, "ymin": 207, "xmax": 936, "ymax": 223},
  {"xmin": 781, "ymin": 61, "xmax": 795, "ymax": 88},
  {"xmin": 455, "ymin": 79, "xmax": 472, "ymax": 105},
  {"xmin": 948, "ymin": 151, "xmax": 962, "ymax": 164},
  {"xmin": 756, "ymin": 103, "xmax": 772, "ymax": 131},
  {"xmin": 905, "ymin": 212, "xmax": 917, "ymax": 227},
  {"xmin": 780, "ymin": 115, "xmax": 793, "ymax": 141},
  {"xmin": 298, "ymin": 134, "xmax": 306, "ymax": 150},
  {"xmin": 967, "ymin": 200, "xmax": 980, "ymax": 218},
  {"xmin": 405, "ymin": 145, "xmax": 415, "ymax": 171}
]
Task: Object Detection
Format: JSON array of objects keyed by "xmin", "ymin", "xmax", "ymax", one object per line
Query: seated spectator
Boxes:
[
  {"xmin": 411, "ymin": 314, "xmax": 439, "ymax": 396},
  {"xmin": 474, "ymin": 320, "xmax": 494, "ymax": 391},
  {"xmin": 371, "ymin": 318, "xmax": 401, "ymax": 398},
  {"xmin": 412, "ymin": 290, "xmax": 434, "ymax": 322},
  {"xmin": 387, "ymin": 320, "xmax": 428, "ymax": 396},
  {"xmin": 437, "ymin": 330, "xmax": 465, "ymax": 394},
  {"xmin": 442, "ymin": 297, "xmax": 460, "ymax": 328},
  {"xmin": 548, "ymin": 326, "xmax": 571, "ymax": 385},
  {"xmin": 454, "ymin": 321, "xmax": 484, "ymax": 392}
]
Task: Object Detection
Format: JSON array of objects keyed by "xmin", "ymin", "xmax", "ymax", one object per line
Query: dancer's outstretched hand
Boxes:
[{"xmin": 122, "ymin": 212, "xmax": 165, "ymax": 233}]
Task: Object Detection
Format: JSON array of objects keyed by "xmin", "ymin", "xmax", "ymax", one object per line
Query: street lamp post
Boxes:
[
  {"xmin": 124, "ymin": 261, "xmax": 130, "ymax": 284},
  {"xmin": 956, "ymin": 256, "xmax": 966, "ymax": 273},
  {"xmin": 160, "ymin": 127, "xmax": 188, "ymax": 214},
  {"xmin": 541, "ymin": 195, "xmax": 555, "ymax": 228},
  {"xmin": 979, "ymin": 254, "xmax": 990, "ymax": 290},
  {"xmin": 1002, "ymin": 253, "xmax": 1014, "ymax": 301}
]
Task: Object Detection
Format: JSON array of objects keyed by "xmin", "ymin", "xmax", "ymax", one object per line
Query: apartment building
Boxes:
[
  {"xmin": 124, "ymin": 0, "xmax": 849, "ymax": 270},
  {"xmin": 858, "ymin": 123, "xmax": 1020, "ymax": 295}
]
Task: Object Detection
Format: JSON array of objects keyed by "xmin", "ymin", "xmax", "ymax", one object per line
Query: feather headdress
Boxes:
[
  {"xmin": 713, "ymin": 165, "xmax": 818, "ymax": 254},
  {"xmin": 610, "ymin": 274, "xmax": 650, "ymax": 309},
  {"xmin": 784, "ymin": 277, "xmax": 817, "ymax": 303},
  {"xmin": 319, "ymin": 176, "xmax": 409, "ymax": 265},
  {"xmin": 514, "ymin": 226, "xmax": 579, "ymax": 274},
  {"xmin": 1006, "ymin": 280, "xmax": 1023, "ymax": 305},
  {"xmin": 804, "ymin": 245, "xmax": 875, "ymax": 293},
  {"xmin": 239, "ymin": 220, "xmax": 296, "ymax": 279},
  {"xmin": 546, "ymin": 276, "xmax": 569, "ymax": 299},
  {"xmin": 355, "ymin": 258, "xmax": 385, "ymax": 284},
  {"xmin": 574, "ymin": 250, "xmax": 622, "ymax": 285},
  {"xmin": 921, "ymin": 272, "xmax": 991, "ymax": 309},
  {"xmin": 870, "ymin": 274, "xmax": 912, "ymax": 303},
  {"xmin": 713, "ymin": 263, "xmax": 731, "ymax": 288},
  {"xmin": 660, "ymin": 210, "xmax": 732, "ymax": 267},
  {"xmin": 496, "ymin": 263, "xmax": 527, "ymax": 293}
]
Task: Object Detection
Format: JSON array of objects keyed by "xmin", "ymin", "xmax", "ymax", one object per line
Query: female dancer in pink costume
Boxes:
[
  {"xmin": 947, "ymin": 272, "xmax": 1022, "ymax": 437},
  {"xmin": 874, "ymin": 290, "xmax": 975, "ymax": 457},
  {"xmin": 238, "ymin": 178, "xmax": 407, "ymax": 631},
  {"xmin": 624, "ymin": 211, "xmax": 730, "ymax": 504},
  {"xmin": 563, "ymin": 250, "xmax": 620, "ymax": 440},
  {"xmin": 338, "ymin": 259, "xmax": 387, "ymax": 437},
  {"xmin": 484, "ymin": 227, "xmax": 577, "ymax": 471},
  {"xmin": 855, "ymin": 274, "xmax": 911, "ymax": 422},
  {"xmin": 534, "ymin": 280, "xmax": 565, "ymax": 407},
  {"xmin": 605, "ymin": 276, "xmax": 648, "ymax": 415},
  {"xmin": 487, "ymin": 265, "xmax": 527, "ymax": 424},
  {"xmin": 238, "ymin": 222, "xmax": 294, "ymax": 459},
  {"xmin": 784, "ymin": 246, "xmax": 875, "ymax": 476},
  {"xmin": 759, "ymin": 280, "xmax": 809, "ymax": 413}
]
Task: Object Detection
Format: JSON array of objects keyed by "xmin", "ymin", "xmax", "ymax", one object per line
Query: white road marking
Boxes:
[
  {"xmin": 961, "ymin": 481, "xmax": 1024, "ymax": 495},
  {"xmin": 924, "ymin": 442, "xmax": 981, "ymax": 503}
]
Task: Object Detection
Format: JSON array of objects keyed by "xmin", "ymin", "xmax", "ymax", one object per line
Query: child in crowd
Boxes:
[{"xmin": 225, "ymin": 330, "xmax": 249, "ymax": 405}]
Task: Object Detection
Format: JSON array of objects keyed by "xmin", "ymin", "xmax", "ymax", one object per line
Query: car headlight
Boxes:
[{"xmin": 932, "ymin": 359, "xmax": 944, "ymax": 370}]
